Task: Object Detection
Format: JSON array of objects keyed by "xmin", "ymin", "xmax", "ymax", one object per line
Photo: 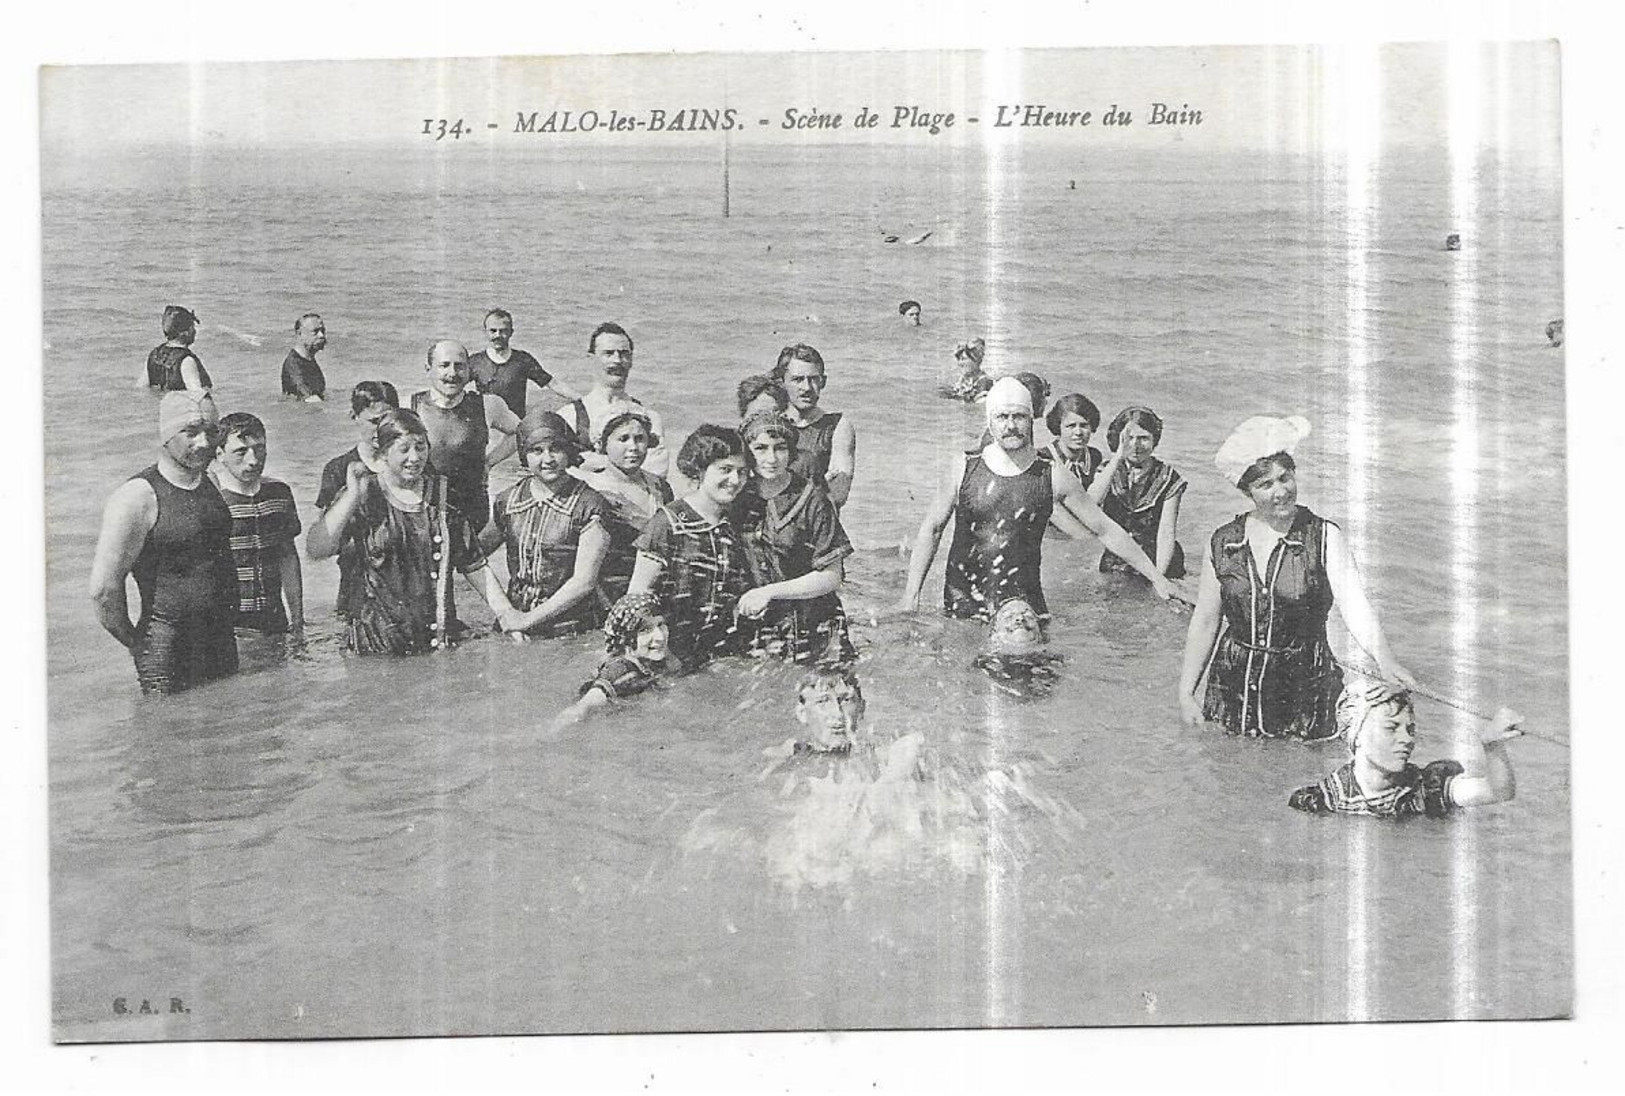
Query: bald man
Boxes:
[
  {"xmin": 899, "ymin": 377, "xmax": 1174, "ymax": 619},
  {"xmin": 409, "ymin": 339, "xmax": 521, "ymax": 531}
]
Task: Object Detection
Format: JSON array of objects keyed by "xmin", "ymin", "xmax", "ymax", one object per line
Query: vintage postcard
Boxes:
[{"xmin": 40, "ymin": 41, "xmax": 1569, "ymax": 1043}]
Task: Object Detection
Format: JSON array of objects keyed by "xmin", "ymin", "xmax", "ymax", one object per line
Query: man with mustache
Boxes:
[
  {"xmin": 565, "ymin": 321, "xmax": 669, "ymax": 478},
  {"xmin": 898, "ymin": 376, "xmax": 1176, "ymax": 620}
]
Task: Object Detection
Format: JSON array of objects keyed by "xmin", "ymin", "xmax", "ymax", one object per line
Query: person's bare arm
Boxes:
[
  {"xmin": 307, "ymin": 460, "xmax": 371, "ymax": 559},
  {"xmin": 179, "ymin": 355, "xmax": 208, "ymax": 394},
  {"xmin": 1087, "ymin": 445, "xmax": 1122, "ymax": 505},
  {"xmin": 825, "ymin": 415, "xmax": 857, "ymax": 507},
  {"xmin": 628, "ymin": 553, "xmax": 665, "ymax": 596},
  {"xmin": 1324, "ymin": 522, "xmax": 1415, "ymax": 686},
  {"xmin": 88, "ymin": 480, "xmax": 157, "ymax": 649},
  {"xmin": 1053, "ymin": 471, "xmax": 1173, "ymax": 598},
  {"xmin": 274, "ymin": 540, "xmax": 305, "ymax": 641},
  {"xmin": 897, "ymin": 460, "xmax": 960, "ymax": 612},
  {"xmin": 485, "ymin": 396, "xmax": 520, "ymax": 467},
  {"xmin": 1155, "ymin": 492, "xmax": 1183, "ymax": 576},
  {"xmin": 1176, "ymin": 550, "xmax": 1224, "ymax": 725}
]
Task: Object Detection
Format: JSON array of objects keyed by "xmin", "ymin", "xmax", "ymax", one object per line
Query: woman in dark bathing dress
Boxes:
[{"xmin": 1177, "ymin": 415, "xmax": 1414, "ymax": 740}]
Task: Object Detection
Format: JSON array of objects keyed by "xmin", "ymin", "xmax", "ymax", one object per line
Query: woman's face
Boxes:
[
  {"xmin": 1119, "ymin": 421, "xmax": 1158, "ymax": 466},
  {"xmin": 603, "ymin": 421, "xmax": 650, "ymax": 473},
  {"xmin": 354, "ymin": 401, "xmax": 392, "ymax": 449},
  {"xmin": 1244, "ymin": 460, "xmax": 1298, "ymax": 522},
  {"xmin": 747, "ymin": 432, "xmax": 793, "ymax": 482},
  {"xmin": 525, "ymin": 439, "xmax": 572, "ymax": 484},
  {"xmin": 383, "ymin": 433, "xmax": 430, "ymax": 485},
  {"xmin": 632, "ymin": 618, "xmax": 670, "ymax": 663},
  {"xmin": 697, "ymin": 454, "xmax": 749, "ymax": 506},
  {"xmin": 1356, "ymin": 704, "xmax": 1417, "ymax": 775},
  {"xmin": 1056, "ymin": 412, "xmax": 1094, "ymax": 456}
]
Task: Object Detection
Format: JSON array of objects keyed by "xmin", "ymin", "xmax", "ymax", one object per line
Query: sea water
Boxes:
[{"xmin": 42, "ymin": 142, "xmax": 1569, "ymax": 1037}]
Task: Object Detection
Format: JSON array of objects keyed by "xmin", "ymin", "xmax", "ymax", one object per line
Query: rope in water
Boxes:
[{"xmin": 1166, "ymin": 591, "xmax": 1569, "ymax": 748}]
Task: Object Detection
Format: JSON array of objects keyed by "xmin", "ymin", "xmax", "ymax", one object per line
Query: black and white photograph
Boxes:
[{"xmin": 10, "ymin": 0, "xmax": 1621, "ymax": 1088}]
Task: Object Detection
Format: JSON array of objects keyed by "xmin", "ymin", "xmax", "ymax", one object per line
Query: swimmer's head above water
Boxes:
[
  {"xmin": 603, "ymin": 593, "xmax": 670, "ymax": 662},
  {"xmin": 987, "ymin": 597, "xmax": 1046, "ymax": 654},
  {"xmin": 795, "ymin": 665, "xmax": 867, "ymax": 754}
]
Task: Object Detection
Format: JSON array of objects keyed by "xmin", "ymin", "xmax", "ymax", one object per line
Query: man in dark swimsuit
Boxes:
[
  {"xmin": 410, "ymin": 339, "xmax": 520, "ymax": 532},
  {"xmin": 898, "ymin": 377, "xmax": 1175, "ymax": 620},
  {"xmin": 468, "ymin": 308, "xmax": 575, "ymax": 417},
  {"xmin": 771, "ymin": 343, "xmax": 856, "ymax": 509},
  {"xmin": 90, "ymin": 391, "xmax": 239, "ymax": 694},
  {"xmin": 280, "ymin": 312, "xmax": 328, "ymax": 402}
]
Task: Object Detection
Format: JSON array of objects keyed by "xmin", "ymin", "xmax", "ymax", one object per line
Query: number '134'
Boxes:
[{"xmin": 422, "ymin": 119, "xmax": 466, "ymax": 140}]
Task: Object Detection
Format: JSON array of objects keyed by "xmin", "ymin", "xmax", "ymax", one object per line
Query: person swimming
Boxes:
[
  {"xmin": 946, "ymin": 338, "xmax": 990, "ymax": 401},
  {"xmin": 971, "ymin": 597, "xmax": 1064, "ymax": 700},
  {"xmin": 552, "ymin": 593, "xmax": 681, "ymax": 729},
  {"xmin": 1287, "ymin": 676, "xmax": 1521, "ymax": 819}
]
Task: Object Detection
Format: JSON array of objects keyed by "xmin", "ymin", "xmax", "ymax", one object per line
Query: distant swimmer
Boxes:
[
  {"xmin": 1445, "ymin": 233, "xmax": 1462, "ymax": 251},
  {"xmin": 140, "ymin": 305, "xmax": 212, "ymax": 394},
  {"xmin": 280, "ymin": 312, "xmax": 328, "ymax": 403},
  {"xmin": 907, "ymin": 231, "xmax": 933, "ymax": 245},
  {"xmin": 1288, "ymin": 677, "xmax": 1520, "ymax": 818},
  {"xmin": 880, "ymin": 231, "xmax": 900, "ymax": 244},
  {"xmin": 1545, "ymin": 318, "xmax": 1564, "ymax": 348},
  {"xmin": 942, "ymin": 338, "xmax": 989, "ymax": 401},
  {"xmin": 1069, "ymin": 180, "xmax": 1076, "ymax": 190},
  {"xmin": 899, "ymin": 300, "xmax": 922, "ymax": 326}
]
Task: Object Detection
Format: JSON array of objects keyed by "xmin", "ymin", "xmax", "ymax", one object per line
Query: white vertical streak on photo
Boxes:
[
  {"xmin": 1335, "ymin": 41, "xmax": 1381, "ymax": 1025},
  {"xmin": 1447, "ymin": 36, "xmax": 1483, "ymax": 1019},
  {"xmin": 978, "ymin": 47, "xmax": 1021, "ymax": 1026}
]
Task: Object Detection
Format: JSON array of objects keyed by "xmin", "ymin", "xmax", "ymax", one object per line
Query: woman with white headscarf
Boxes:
[
  {"xmin": 1177, "ymin": 416, "xmax": 1414, "ymax": 739},
  {"xmin": 899, "ymin": 377, "xmax": 1175, "ymax": 620}
]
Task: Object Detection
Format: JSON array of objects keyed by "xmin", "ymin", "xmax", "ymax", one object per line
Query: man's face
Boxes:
[
  {"xmin": 781, "ymin": 359, "xmax": 825, "ymax": 413},
  {"xmin": 299, "ymin": 317, "xmax": 327, "ymax": 354},
  {"xmin": 164, "ymin": 422, "xmax": 219, "ymax": 471},
  {"xmin": 216, "ymin": 430, "xmax": 267, "ymax": 485},
  {"xmin": 427, "ymin": 343, "xmax": 471, "ymax": 397},
  {"xmin": 796, "ymin": 681, "xmax": 864, "ymax": 752},
  {"xmin": 592, "ymin": 332, "xmax": 634, "ymax": 387},
  {"xmin": 486, "ymin": 315, "xmax": 513, "ymax": 352},
  {"xmin": 989, "ymin": 405, "xmax": 1034, "ymax": 451}
]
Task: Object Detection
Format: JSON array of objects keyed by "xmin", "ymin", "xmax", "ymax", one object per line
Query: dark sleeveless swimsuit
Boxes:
[{"xmin": 943, "ymin": 452, "xmax": 1054, "ymax": 620}]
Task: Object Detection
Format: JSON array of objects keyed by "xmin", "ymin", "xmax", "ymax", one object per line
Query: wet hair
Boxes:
[
  {"xmin": 1336, "ymin": 678, "xmax": 1415, "ymax": 756},
  {"xmin": 1012, "ymin": 372, "xmax": 1050, "ymax": 417},
  {"xmin": 771, "ymin": 343, "xmax": 826, "ymax": 382},
  {"xmin": 217, "ymin": 411, "xmax": 266, "ymax": 446},
  {"xmin": 588, "ymin": 321, "xmax": 634, "ymax": 354},
  {"xmin": 796, "ymin": 665, "xmax": 865, "ymax": 708},
  {"xmin": 740, "ymin": 410, "xmax": 799, "ymax": 455},
  {"xmin": 349, "ymin": 380, "xmax": 400, "ymax": 417},
  {"xmin": 160, "ymin": 305, "xmax": 197, "ymax": 339},
  {"xmin": 735, "ymin": 374, "xmax": 789, "ymax": 417},
  {"xmin": 1106, "ymin": 406, "xmax": 1164, "ymax": 452},
  {"xmin": 675, "ymin": 424, "xmax": 745, "ymax": 482},
  {"xmin": 1046, "ymin": 393, "xmax": 1102, "ymax": 437},
  {"xmin": 295, "ymin": 312, "xmax": 323, "ymax": 334},
  {"xmin": 597, "ymin": 409, "xmax": 658, "ymax": 452},
  {"xmin": 899, "ymin": 300, "xmax": 921, "ymax": 315},
  {"xmin": 484, "ymin": 308, "xmax": 513, "ymax": 326},
  {"xmin": 1236, "ymin": 451, "xmax": 1296, "ymax": 493},
  {"xmin": 373, "ymin": 408, "xmax": 430, "ymax": 453}
]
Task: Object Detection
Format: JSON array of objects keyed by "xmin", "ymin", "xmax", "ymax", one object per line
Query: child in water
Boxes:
[
  {"xmin": 554, "ymin": 593, "xmax": 681, "ymax": 728},
  {"xmin": 947, "ymin": 338, "xmax": 991, "ymax": 401},
  {"xmin": 1288, "ymin": 677, "xmax": 1521, "ymax": 819},
  {"xmin": 971, "ymin": 597, "xmax": 1065, "ymax": 700}
]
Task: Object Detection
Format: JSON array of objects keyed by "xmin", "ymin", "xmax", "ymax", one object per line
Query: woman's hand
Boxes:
[
  {"xmin": 736, "ymin": 586, "xmax": 775, "ymax": 620},
  {"xmin": 1178, "ymin": 690, "xmax": 1205, "ymax": 726},
  {"xmin": 1386, "ymin": 661, "xmax": 1418, "ymax": 688},
  {"xmin": 344, "ymin": 457, "xmax": 375, "ymax": 494},
  {"xmin": 1150, "ymin": 575, "xmax": 1176, "ymax": 602}
]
